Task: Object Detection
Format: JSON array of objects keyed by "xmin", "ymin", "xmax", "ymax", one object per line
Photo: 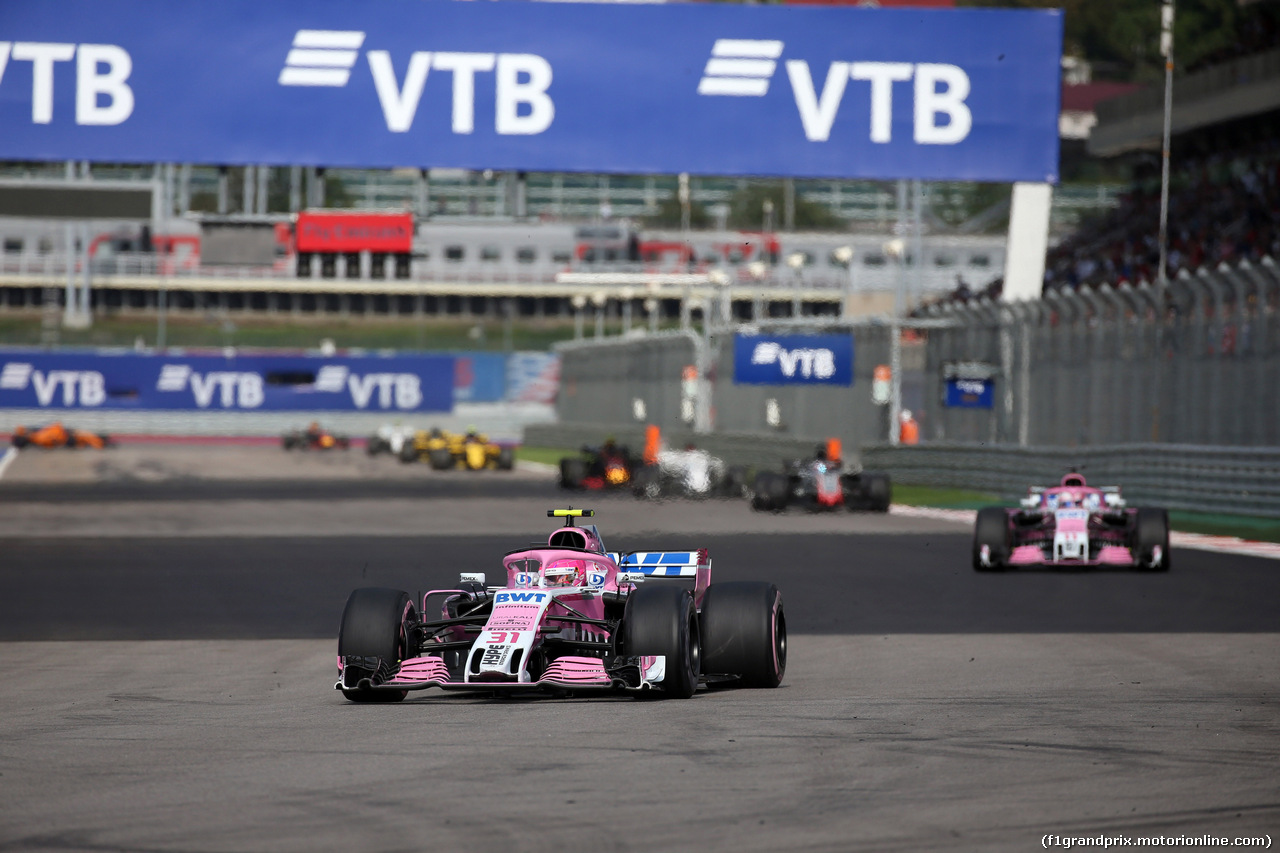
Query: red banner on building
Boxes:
[{"xmin": 295, "ymin": 212, "xmax": 414, "ymax": 254}]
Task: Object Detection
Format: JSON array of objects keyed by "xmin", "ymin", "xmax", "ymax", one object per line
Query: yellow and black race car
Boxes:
[{"xmin": 399, "ymin": 427, "xmax": 514, "ymax": 471}]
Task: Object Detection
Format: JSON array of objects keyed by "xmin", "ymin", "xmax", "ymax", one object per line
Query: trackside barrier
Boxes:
[
  {"xmin": 523, "ymin": 423, "xmax": 866, "ymax": 473},
  {"xmin": 862, "ymin": 443, "xmax": 1280, "ymax": 518}
]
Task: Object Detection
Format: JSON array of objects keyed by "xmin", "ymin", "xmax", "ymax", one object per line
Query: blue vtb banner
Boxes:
[
  {"xmin": 453, "ymin": 353, "xmax": 506, "ymax": 403},
  {"xmin": 944, "ymin": 377, "xmax": 994, "ymax": 409},
  {"xmin": 0, "ymin": 1, "xmax": 1062, "ymax": 182},
  {"xmin": 734, "ymin": 335, "xmax": 853, "ymax": 386},
  {"xmin": 0, "ymin": 351, "xmax": 454, "ymax": 412}
]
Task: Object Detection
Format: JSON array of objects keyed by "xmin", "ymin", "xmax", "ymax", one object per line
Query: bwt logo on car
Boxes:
[
  {"xmin": 0, "ymin": 42, "xmax": 134, "ymax": 125},
  {"xmin": 278, "ymin": 29, "xmax": 554, "ymax": 135},
  {"xmin": 313, "ymin": 365, "xmax": 422, "ymax": 410},
  {"xmin": 698, "ymin": 38, "xmax": 972, "ymax": 144},
  {"xmin": 751, "ymin": 342, "xmax": 837, "ymax": 380},
  {"xmin": 495, "ymin": 592, "xmax": 547, "ymax": 604},
  {"xmin": 1, "ymin": 362, "xmax": 106, "ymax": 406},
  {"xmin": 156, "ymin": 365, "xmax": 264, "ymax": 409}
]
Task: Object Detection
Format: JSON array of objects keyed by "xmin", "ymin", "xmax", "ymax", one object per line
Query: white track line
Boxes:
[
  {"xmin": 0, "ymin": 446, "xmax": 17, "ymax": 480},
  {"xmin": 888, "ymin": 504, "xmax": 1280, "ymax": 562}
]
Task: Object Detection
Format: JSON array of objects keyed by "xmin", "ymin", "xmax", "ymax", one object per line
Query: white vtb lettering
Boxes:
[
  {"xmin": 0, "ymin": 42, "xmax": 134, "ymax": 125},
  {"xmin": 786, "ymin": 60, "xmax": 971, "ymax": 145},
  {"xmin": 367, "ymin": 50, "xmax": 554, "ymax": 135}
]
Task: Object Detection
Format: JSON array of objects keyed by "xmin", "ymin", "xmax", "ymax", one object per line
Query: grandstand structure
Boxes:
[{"xmin": 919, "ymin": 40, "xmax": 1279, "ymax": 313}]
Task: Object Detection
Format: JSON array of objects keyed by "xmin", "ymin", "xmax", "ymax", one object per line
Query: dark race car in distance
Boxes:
[
  {"xmin": 559, "ymin": 439, "xmax": 637, "ymax": 490},
  {"xmin": 751, "ymin": 439, "xmax": 890, "ymax": 513}
]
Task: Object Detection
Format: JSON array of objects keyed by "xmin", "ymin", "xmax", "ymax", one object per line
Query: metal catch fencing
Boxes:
[
  {"xmin": 863, "ymin": 442, "xmax": 1280, "ymax": 518},
  {"xmin": 919, "ymin": 257, "xmax": 1280, "ymax": 447},
  {"xmin": 555, "ymin": 323, "xmax": 898, "ymax": 453}
]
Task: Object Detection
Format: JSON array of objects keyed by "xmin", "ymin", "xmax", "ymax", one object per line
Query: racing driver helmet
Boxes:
[{"xmin": 543, "ymin": 559, "xmax": 587, "ymax": 588}]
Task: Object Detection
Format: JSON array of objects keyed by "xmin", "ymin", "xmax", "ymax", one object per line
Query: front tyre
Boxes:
[
  {"xmin": 1134, "ymin": 507, "xmax": 1171, "ymax": 572},
  {"xmin": 751, "ymin": 472, "xmax": 789, "ymax": 511},
  {"xmin": 973, "ymin": 507, "xmax": 1010, "ymax": 572},
  {"xmin": 700, "ymin": 582, "xmax": 786, "ymax": 688},
  {"xmin": 622, "ymin": 586, "xmax": 700, "ymax": 699},
  {"xmin": 337, "ymin": 587, "xmax": 414, "ymax": 703}
]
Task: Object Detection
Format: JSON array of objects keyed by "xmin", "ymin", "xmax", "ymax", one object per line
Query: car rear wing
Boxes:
[
  {"xmin": 610, "ymin": 551, "xmax": 702, "ymax": 577},
  {"xmin": 609, "ymin": 550, "xmax": 711, "ymax": 605}
]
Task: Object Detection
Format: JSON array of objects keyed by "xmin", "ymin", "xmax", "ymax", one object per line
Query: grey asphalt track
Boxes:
[{"xmin": 0, "ymin": 454, "xmax": 1277, "ymax": 851}]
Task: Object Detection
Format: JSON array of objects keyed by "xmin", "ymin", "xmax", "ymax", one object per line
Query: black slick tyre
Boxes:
[
  {"xmin": 862, "ymin": 473, "xmax": 891, "ymax": 513},
  {"xmin": 632, "ymin": 464, "xmax": 661, "ymax": 499},
  {"xmin": 496, "ymin": 446, "xmax": 515, "ymax": 471},
  {"xmin": 700, "ymin": 582, "xmax": 786, "ymax": 688},
  {"xmin": 427, "ymin": 447, "xmax": 453, "ymax": 470},
  {"xmin": 973, "ymin": 507, "xmax": 1010, "ymax": 571},
  {"xmin": 751, "ymin": 472, "xmax": 788, "ymax": 512},
  {"xmin": 722, "ymin": 465, "xmax": 749, "ymax": 499},
  {"xmin": 559, "ymin": 457, "xmax": 587, "ymax": 490},
  {"xmin": 1134, "ymin": 507, "xmax": 1171, "ymax": 572},
  {"xmin": 398, "ymin": 443, "xmax": 419, "ymax": 464},
  {"xmin": 621, "ymin": 585, "xmax": 700, "ymax": 699},
  {"xmin": 337, "ymin": 587, "xmax": 413, "ymax": 703}
]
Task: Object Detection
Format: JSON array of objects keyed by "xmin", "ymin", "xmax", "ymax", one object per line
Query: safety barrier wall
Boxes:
[
  {"xmin": 523, "ymin": 423, "xmax": 849, "ymax": 473},
  {"xmin": 919, "ymin": 257, "xmax": 1280, "ymax": 447},
  {"xmin": 863, "ymin": 442, "xmax": 1280, "ymax": 518}
]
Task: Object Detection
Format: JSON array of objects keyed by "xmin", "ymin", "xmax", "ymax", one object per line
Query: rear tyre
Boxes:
[
  {"xmin": 559, "ymin": 457, "xmax": 587, "ymax": 490},
  {"xmin": 428, "ymin": 447, "xmax": 454, "ymax": 470},
  {"xmin": 722, "ymin": 465, "xmax": 749, "ymax": 499},
  {"xmin": 1134, "ymin": 507, "xmax": 1171, "ymax": 572},
  {"xmin": 338, "ymin": 587, "xmax": 413, "ymax": 703},
  {"xmin": 632, "ymin": 464, "xmax": 661, "ymax": 499},
  {"xmin": 496, "ymin": 447, "xmax": 515, "ymax": 471},
  {"xmin": 863, "ymin": 473, "xmax": 891, "ymax": 513},
  {"xmin": 10, "ymin": 434, "xmax": 29, "ymax": 449},
  {"xmin": 700, "ymin": 582, "xmax": 786, "ymax": 688},
  {"xmin": 621, "ymin": 585, "xmax": 699, "ymax": 699},
  {"xmin": 973, "ymin": 507, "xmax": 1010, "ymax": 572},
  {"xmin": 398, "ymin": 443, "xmax": 419, "ymax": 464},
  {"xmin": 366, "ymin": 437, "xmax": 384, "ymax": 456}
]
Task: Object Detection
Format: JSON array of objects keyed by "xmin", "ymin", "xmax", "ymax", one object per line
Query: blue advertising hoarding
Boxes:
[
  {"xmin": 0, "ymin": 1, "xmax": 1062, "ymax": 182},
  {"xmin": 734, "ymin": 334, "xmax": 853, "ymax": 386},
  {"xmin": 0, "ymin": 350, "xmax": 454, "ymax": 412},
  {"xmin": 943, "ymin": 376, "xmax": 994, "ymax": 409}
]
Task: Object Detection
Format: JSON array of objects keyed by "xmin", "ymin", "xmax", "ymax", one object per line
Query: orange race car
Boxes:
[{"xmin": 10, "ymin": 422, "xmax": 113, "ymax": 449}]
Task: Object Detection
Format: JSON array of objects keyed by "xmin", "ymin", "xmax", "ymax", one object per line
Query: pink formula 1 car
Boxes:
[
  {"xmin": 335, "ymin": 508, "xmax": 786, "ymax": 701},
  {"xmin": 972, "ymin": 472, "xmax": 1170, "ymax": 572}
]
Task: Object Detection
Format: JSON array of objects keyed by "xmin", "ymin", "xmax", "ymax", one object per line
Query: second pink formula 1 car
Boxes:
[{"xmin": 972, "ymin": 472, "xmax": 1171, "ymax": 572}]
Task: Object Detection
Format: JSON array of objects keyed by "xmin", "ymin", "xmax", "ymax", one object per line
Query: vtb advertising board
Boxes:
[
  {"xmin": 0, "ymin": 351, "xmax": 454, "ymax": 412},
  {"xmin": 0, "ymin": 1, "xmax": 1062, "ymax": 182},
  {"xmin": 734, "ymin": 334, "xmax": 853, "ymax": 386}
]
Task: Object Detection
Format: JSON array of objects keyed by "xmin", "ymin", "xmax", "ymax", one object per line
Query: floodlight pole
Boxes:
[{"xmin": 1156, "ymin": 0, "xmax": 1175, "ymax": 295}]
